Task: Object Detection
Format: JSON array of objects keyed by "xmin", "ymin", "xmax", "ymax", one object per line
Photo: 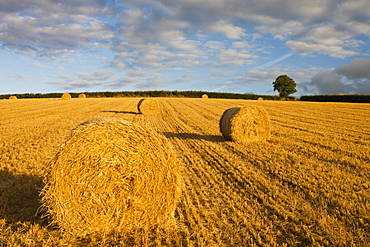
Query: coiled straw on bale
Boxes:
[
  {"xmin": 137, "ymin": 98, "xmax": 159, "ymax": 114},
  {"xmin": 61, "ymin": 93, "xmax": 71, "ymax": 100},
  {"xmin": 78, "ymin": 93, "xmax": 86, "ymax": 98},
  {"xmin": 219, "ymin": 106, "xmax": 270, "ymax": 143},
  {"xmin": 9, "ymin": 96, "xmax": 17, "ymax": 100},
  {"xmin": 41, "ymin": 117, "xmax": 182, "ymax": 236}
]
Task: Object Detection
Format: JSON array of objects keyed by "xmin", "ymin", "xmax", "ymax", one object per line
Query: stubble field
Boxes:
[{"xmin": 0, "ymin": 97, "xmax": 369, "ymax": 246}]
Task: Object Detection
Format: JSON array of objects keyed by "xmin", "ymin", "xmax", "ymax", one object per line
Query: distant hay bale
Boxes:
[
  {"xmin": 78, "ymin": 93, "xmax": 86, "ymax": 98},
  {"xmin": 257, "ymin": 97, "xmax": 263, "ymax": 101},
  {"xmin": 9, "ymin": 96, "xmax": 17, "ymax": 100},
  {"xmin": 202, "ymin": 94, "xmax": 208, "ymax": 99},
  {"xmin": 61, "ymin": 93, "xmax": 71, "ymax": 100},
  {"xmin": 137, "ymin": 98, "xmax": 159, "ymax": 114},
  {"xmin": 41, "ymin": 117, "xmax": 182, "ymax": 236},
  {"xmin": 219, "ymin": 106, "xmax": 270, "ymax": 143}
]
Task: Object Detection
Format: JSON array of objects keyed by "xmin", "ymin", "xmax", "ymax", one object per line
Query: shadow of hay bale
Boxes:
[
  {"xmin": 162, "ymin": 132, "xmax": 224, "ymax": 143},
  {"xmin": 101, "ymin": 110, "xmax": 140, "ymax": 115},
  {"xmin": 0, "ymin": 169, "xmax": 44, "ymax": 224}
]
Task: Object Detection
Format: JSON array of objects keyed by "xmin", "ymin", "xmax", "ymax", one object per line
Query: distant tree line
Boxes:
[
  {"xmin": 300, "ymin": 94, "xmax": 370, "ymax": 103},
  {"xmin": 3, "ymin": 91, "xmax": 369, "ymax": 102},
  {"xmin": 0, "ymin": 91, "xmax": 294, "ymax": 100}
]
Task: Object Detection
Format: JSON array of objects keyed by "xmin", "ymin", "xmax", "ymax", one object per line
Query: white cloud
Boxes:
[
  {"xmin": 204, "ymin": 41, "xmax": 225, "ymax": 50},
  {"xmin": 301, "ymin": 24, "xmax": 353, "ymax": 46},
  {"xmin": 2, "ymin": 0, "xmax": 369, "ymax": 60},
  {"xmin": 231, "ymin": 41, "xmax": 254, "ymax": 49},
  {"xmin": 346, "ymin": 21, "xmax": 370, "ymax": 36},
  {"xmin": 0, "ymin": 13, "xmax": 114, "ymax": 56},
  {"xmin": 286, "ymin": 40, "xmax": 358, "ymax": 58},
  {"xmin": 7, "ymin": 73, "xmax": 33, "ymax": 81},
  {"xmin": 214, "ymin": 48, "xmax": 254, "ymax": 67},
  {"xmin": 206, "ymin": 21, "xmax": 246, "ymax": 39},
  {"xmin": 1, "ymin": 0, "xmax": 370, "ymax": 94},
  {"xmin": 339, "ymin": 0, "xmax": 370, "ymax": 22},
  {"xmin": 170, "ymin": 40, "xmax": 201, "ymax": 51},
  {"xmin": 210, "ymin": 69, "xmax": 234, "ymax": 77},
  {"xmin": 107, "ymin": 77, "xmax": 143, "ymax": 89},
  {"xmin": 257, "ymin": 21, "xmax": 304, "ymax": 40},
  {"xmin": 77, "ymin": 71, "xmax": 118, "ymax": 81}
]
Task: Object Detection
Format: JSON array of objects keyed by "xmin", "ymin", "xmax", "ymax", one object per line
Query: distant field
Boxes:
[{"xmin": 0, "ymin": 98, "xmax": 369, "ymax": 246}]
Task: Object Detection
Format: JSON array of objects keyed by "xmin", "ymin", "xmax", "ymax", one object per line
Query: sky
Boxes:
[{"xmin": 0, "ymin": 0, "xmax": 370, "ymax": 97}]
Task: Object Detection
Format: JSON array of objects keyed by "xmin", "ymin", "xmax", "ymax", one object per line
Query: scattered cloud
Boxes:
[
  {"xmin": 206, "ymin": 21, "xmax": 247, "ymax": 39},
  {"xmin": 0, "ymin": 0, "xmax": 369, "ymax": 94},
  {"xmin": 77, "ymin": 71, "xmax": 118, "ymax": 81},
  {"xmin": 286, "ymin": 41, "xmax": 359, "ymax": 58},
  {"xmin": 7, "ymin": 73, "xmax": 33, "ymax": 81}
]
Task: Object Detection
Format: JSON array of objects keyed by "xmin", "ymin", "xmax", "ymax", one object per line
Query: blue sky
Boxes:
[{"xmin": 1, "ymin": 0, "xmax": 369, "ymax": 96}]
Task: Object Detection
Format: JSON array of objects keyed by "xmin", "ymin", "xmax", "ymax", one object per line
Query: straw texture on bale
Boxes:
[
  {"xmin": 219, "ymin": 106, "xmax": 270, "ymax": 143},
  {"xmin": 137, "ymin": 98, "xmax": 159, "ymax": 114},
  {"xmin": 202, "ymin": 94, "xmax": 208, "ymax": 99},
  {"xmin": 41, "ymin": 117, "xmax": 182, "ymax": 236},
  {"xmin": 258, "ymin": 97, "xmax": 263, "ymax": 101},
  {"xmin": 78, "ymin": 93, "xmax": 86, "ymax": 98},
  {"xmin": 61, "ymin": 93, "xmax": 71, "ymax": 100},
  {"xmin": 9, "ymin": 96, "xmax": 17, "ymax": 100}
]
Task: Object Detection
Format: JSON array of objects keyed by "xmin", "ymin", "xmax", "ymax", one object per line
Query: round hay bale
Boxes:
[
  {"xmin": 78, "ymin": 93, "xmax": 86, "ymax": 98},
  {"xmin": 9, "ymin": 96, "xmax": 17, "ymax": 100},
  {"xmin": 257, "ymin": 97, "xmax": 263, "ymax": 101},
  {"xmin": 137, "ymin": 98, "xmax": 159, "ymax": 115},
  {"xmin": 202, "ymin": 94, "xmax": 208, "ymax": 99},
  {"xmin": 219, "ymin": 106, "xmax": 270, "ymax": 143},
  {"xmin": 61, "ymin": 93, "xmax": 71, "ymax": 100},
  {"xmin": 41, "ymin": 117, "xmax": 182, "ymax": 236}
]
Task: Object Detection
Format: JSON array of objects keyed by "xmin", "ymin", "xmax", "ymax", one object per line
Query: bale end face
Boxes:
[
  {"xmin": 219, "ymin": 106, "xmax": 270, "ymax": 143},
  {"xmin": 61, "ymin": 93, "xmax": 71, "ymax": 100},
  {"xmin": 137, "ymin": 98, "xmax": 159, "ymax": 114},
  {"xmin": 41, "ymin": 117, "xmax": 182, "ymax": 236}
]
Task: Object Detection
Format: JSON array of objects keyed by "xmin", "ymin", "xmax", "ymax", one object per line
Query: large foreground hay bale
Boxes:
[
  {"xmin": 78, "ymin": 93, "xmax": 86, "ymax": 98},
  {"xmin": 9, "ymin": 96, "xmax": 17, "ymax": 100},
  {"xmin": 137, "ymin": 98, "xmax": 159, "ymax": 114},
  {"xmin": 41, "ymin": 117, "xmax": 182, "ymax": 236},
  {"xmin": 202, "ymin": 94, "xmax": 208, "ymax": 99},
  {"xmin": 61, "ymin": 93, "xmax": 71, "ymax": 100},
  {"xmin": 219, "ymin": 106, "xmax": 270, "ymax": 143}
]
